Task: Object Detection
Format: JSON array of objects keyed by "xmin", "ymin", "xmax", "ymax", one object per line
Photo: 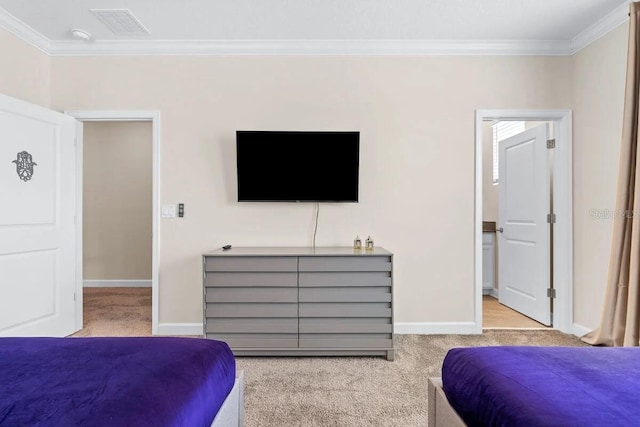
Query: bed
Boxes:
[
  {"xmin": 0, "ymin": 336, "xmax": 244, "ymax": 427},
  {"xmin": 428, "ymin": 346, "xmax": 640, "ymax": 427}
]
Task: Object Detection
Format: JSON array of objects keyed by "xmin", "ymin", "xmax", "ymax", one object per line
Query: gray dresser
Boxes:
[{"xmin": 203, "ymin": 246, "xmax": 394, "ymax": 360}]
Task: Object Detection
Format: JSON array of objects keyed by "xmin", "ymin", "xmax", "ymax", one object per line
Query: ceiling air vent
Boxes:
[{"xmin": 90, "ymin": 9, "xmax": 150, "ymax": 35}]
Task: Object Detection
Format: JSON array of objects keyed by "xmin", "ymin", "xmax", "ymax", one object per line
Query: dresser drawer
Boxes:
[
  {"xmin": 204, "ymin": 256, "xmax": 297, "ymax": 272},
  {"xmin": 205, "ymin": 302, "xmax": 298, "ymax": 318},
  {"xmin": 205, "ymin": 318, "xmax": 297, "ymax": 334},
  {"xmin": 205, "ymin": 333, "xmax": 298, "ymax": 348},
  {"xmin": 298, "ymin": 272, "xmax": 391, "ymax": 287},
  {"xmin": 299, "ymin": 256, "xmax": 392, "ymax": 272},
  {"xmin": 205, "ymin": 287, "xmax": 297, "ymax": 303},
  {"xmin": 299, "ymin": 286, "xmax": 391, "ymax": 303},
  {"xmin": 299, "ymin": 317, "xmax": 392, "ymax": 334},
  {"xmin": 205, "ymin": 272, "xmax": 297, "ymax": 287},
  {"xmin": 298, "ymin": 334, "xmax": 392, "ymax": 349},
  {"xmin": 299, "ymin": 302, "xmax": 392, "ymax": 318}
]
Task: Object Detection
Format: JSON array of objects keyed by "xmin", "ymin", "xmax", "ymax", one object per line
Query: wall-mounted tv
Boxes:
[{"xmin": 236, "ymin": 130, "xmax": 359, "ymax": 202}]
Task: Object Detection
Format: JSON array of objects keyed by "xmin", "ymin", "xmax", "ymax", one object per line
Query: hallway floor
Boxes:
[{"xmin": 483, "ymin": 295, "xmax": 550, "ymax": 329}]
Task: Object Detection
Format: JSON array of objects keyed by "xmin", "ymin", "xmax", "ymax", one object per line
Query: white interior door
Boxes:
[
  {"xmin": 0, "ymin": 93, "xmax": 80, "ymax": 337},
  {"xmin": 498, "ymin": 123, "xmax": 551, "ymax": 326}
]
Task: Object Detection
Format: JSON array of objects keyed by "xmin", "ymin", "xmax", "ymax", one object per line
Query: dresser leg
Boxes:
[{"xmin": 386, "ymin": 350, "xmax": 395, "ymax": 361}]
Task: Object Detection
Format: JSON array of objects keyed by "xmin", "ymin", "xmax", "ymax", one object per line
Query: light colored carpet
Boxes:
[
  {"xmin": 237, "ymin": 330, "xmax": 588, "ymax": 427},
  {"xmin": 67, "ymin": 288, "xmax": 589, "ymax": 426},
  {"xmin": 69, "ymin": 287, "xmax": 151, "ymax": 337}
]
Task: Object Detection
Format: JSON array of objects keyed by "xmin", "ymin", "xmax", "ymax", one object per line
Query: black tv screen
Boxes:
[{"xmin": 236, "ymin": 131, "xmax": 359, "ymax": 202}]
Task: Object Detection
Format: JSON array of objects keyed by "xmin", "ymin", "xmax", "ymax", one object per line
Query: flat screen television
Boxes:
[{"xmin": 236, "ymin": 130, "xmax": 359, "ymax": 202}]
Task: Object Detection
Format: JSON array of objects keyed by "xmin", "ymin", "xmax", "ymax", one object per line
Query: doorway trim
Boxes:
[
  {"xmin": 65, "ymin": 110, "xmax": 161, "ymax": 335},
  {"xmin": 474, "ymin": 109, "xmax": 573, "ymax": 334}
]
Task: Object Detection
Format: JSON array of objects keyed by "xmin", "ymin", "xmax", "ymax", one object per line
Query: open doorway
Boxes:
[
  {"xmin": 474, "ymin": 110, "xmax": 573, "ymax": 334},
  {"xmin": 482, "ymin": 120, "xmax": 553, "ymax": 329},
  {"xmin": 79, "ymin": 121, "xmax": 152, "ymax": 336},
  {"xmin": 66, "ymin": 110, "xmax": 161, "ymax": 335}
]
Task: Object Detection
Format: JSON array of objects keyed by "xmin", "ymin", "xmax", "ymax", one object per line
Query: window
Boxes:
[{"xmin": 492, "ymin": 121, "xmax": 525, "ymax": 183}]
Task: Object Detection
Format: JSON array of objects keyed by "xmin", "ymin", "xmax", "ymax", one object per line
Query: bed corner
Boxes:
[
  {"xmin": 427, "ymin": 377, "xmax": 466, "ymax": 427},
  {"xmin": 211, "ymin": 369, "xmax": 245, "ymax": 427}
]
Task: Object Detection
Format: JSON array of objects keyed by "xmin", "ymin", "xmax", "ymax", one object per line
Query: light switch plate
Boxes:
[{"xmin": 161, "ymin": 204, "xmax": 176, "ymax": 218}]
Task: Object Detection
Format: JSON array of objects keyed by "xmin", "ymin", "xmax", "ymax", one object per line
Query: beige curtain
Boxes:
[{"xmin": 582, "ymin": 2, "xmax": 640, "ymax": 347}]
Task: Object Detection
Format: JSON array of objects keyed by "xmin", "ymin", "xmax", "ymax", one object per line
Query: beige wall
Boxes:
[
  {"xmin": 83, "ymin": 122, "xmax": 152, "ymax": 281},
  {"xmin": 49, "ymin": 54, "xmax": 572, "ymax": 325},
  {"xmin": 2, "ymin": 23, "xmax": 626, "ymax": 331},
  {"xmin": 572, "ymin": 24, "xmax": 628, "ymax": 331},
  {"xmin": 0, "ymin": 30, "xmax": 49, "ymax": 107}
]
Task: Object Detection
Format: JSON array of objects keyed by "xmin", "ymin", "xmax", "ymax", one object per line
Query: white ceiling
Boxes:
[{"xmin": 0, "ymin": 0, "xmax": 632, "ymax": 55}]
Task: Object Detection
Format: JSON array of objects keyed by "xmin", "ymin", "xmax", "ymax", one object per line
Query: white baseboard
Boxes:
[
  {"xmin": 483, "ymin": 288, "xmax": 499, "ymax": 298},
  {"xmin": 394, "ymin": 322, "xmax": 479, "ymax": 335},
  {"xmin": 157, "ymin": 322, "xmax": 203, "ymax": 336},
  {"xmin": 572, "ymin": 323, "xmax": 593, "ymax": 338},
  {"xmin": 83, "ymin": 279, "xmax": 151, "ymax": 288}
]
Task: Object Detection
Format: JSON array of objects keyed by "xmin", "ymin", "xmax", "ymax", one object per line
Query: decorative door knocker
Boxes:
[{"xmin": 12, "ymin": 151, "xmax": 37, "ymax": 182}]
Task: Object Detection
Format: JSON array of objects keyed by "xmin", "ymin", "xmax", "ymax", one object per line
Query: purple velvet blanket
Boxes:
[
  {"xmin": 0, "ymin": 337, "xmax": 236, "ymax": 427},
  {"xmin": 442, "ymin": 346, "xmax": 640, "ymax": 427}
]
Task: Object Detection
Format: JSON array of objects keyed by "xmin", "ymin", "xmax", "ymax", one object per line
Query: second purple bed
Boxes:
[{"xmin": 435, "ymin": 345, "xmax": 640, "ymax": 427}]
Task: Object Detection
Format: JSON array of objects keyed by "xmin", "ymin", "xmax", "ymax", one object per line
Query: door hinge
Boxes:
[
  {"xmin": 547, "ymin": 288, "xmax": 556, "ymax": 298},
  {"xmin": 547, "ymin": 139, "xmax": 556, "ymax": 149},
  {"xmin": 547, "ymin": 213, "xmax": 556, "ymax": 223},
  {"xmin": 74, "ymin": 291, "xmax": 76, "ymax": 301}
]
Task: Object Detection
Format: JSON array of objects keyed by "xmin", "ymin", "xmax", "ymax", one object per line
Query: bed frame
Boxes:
[
  {"xmin": 427, "ymin": 377, "xmax": 466, "ymax": 427},
  {"xmin": 211, "ymin": 370, "xmax": 245, "ymax": 427}
]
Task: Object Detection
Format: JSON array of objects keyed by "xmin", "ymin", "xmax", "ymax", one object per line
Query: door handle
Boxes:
[{"xmin": 497, "ymin": 227, "xmax": 504, "ymax": 233}]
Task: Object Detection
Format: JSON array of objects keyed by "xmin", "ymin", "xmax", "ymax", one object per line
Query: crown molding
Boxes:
[
  {"xmin": 45, "ymin": 38, "xmax": 573, "ymax": 56},
  {"xmin": 0, "ymin": 4, "xmax": 628, "ymax": 57},
  {"xmin": 0, "ymin": 8, "xmax": 50, "ymax": 53},
  {"xmin": 571, "ymin": 0, "xmax": 631, "ymax": 54}
]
